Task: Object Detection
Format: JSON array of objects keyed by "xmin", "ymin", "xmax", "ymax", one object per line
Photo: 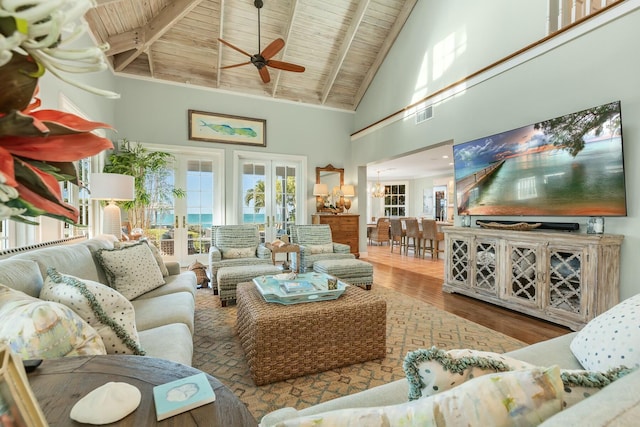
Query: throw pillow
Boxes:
[
  {"xmin": 403, "ymin": 346, "xmax": 634, "ymax": 410},
  {"xmin": 115, "ymin": 239, "xmax": 169, "ymax": 277},
  {"xmin": 187, "ymin": 261, "xmax": 210, "ymax": 288},
  {"xmin": 96, "ymin": 242, "xmax": 165, "ymax": 300},
  {"xmin": 560, "ymin": 366, "xmax": 633, "ymax": 408},
  {"xmin": 308, "ymin": 243, "xmax": 334, "ymax": 254},
  {"xmin": 220, "ymin": 247, "xmax": 256, "ymax": 259},
  {"xmin": 41, "ymin": 268, "xmax": 145, "ymax": 355},
  {"xmin": 265, "ymin": 367, "xmax": 564, "ymax": 427},
  {"xmin": 570, "ymin": 293, "xmax": 640, "ymax": 371},
  {"xmin": 403, "ymin": 347, "xmax": 535, "ymax": 400},
  {"xmin": 0, "ymin": 284, "xmax": 106, "ymax": 359}
]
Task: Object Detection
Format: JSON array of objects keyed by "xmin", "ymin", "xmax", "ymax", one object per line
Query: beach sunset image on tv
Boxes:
[{"xmin": 454, "ymin": 101, "xmax": 627, "ymax": 217}]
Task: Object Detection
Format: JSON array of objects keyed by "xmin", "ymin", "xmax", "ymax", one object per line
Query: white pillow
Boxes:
[
  {"xmin": 266, "ymin": 367, "xmax": 564, "ymax": 427},
  {"xmin": 0, "ymin": 284, "xmax": 106, "ymax": 359},
  {"xmin": 570, "ymin": 293, "xmax": 640, "ymax": 370},
  {"xmin": 308, "ymin": 243, "xmax": 334, "ymax": 254},
  {"xmin": 220, "ymin": 246, "xmax": 256, "ymax": 259},
  {"xmin": 115, "ymin": 240, "xmax": 169, "ymax": 277},
  {"xmin": 403, "ymin": 347, "xmax": 534, "ymax": 400},
  {"xmin": 96, "ymin": 242, "xmax": 165, "ymax": 300},
  {"xmin": 41, "ymin": 268, "xmax": 145, "ymax": 355}
]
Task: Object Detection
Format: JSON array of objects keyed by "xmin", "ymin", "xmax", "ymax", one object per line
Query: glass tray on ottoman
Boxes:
[{"xmin": 252, "ymin": 272, "xmax": 346, "ymax": 304}]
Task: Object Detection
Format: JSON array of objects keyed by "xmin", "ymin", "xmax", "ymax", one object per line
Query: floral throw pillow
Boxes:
[
  {"xmin": 41, "ymin": 268, "xmax": 145, "ymax": 355},
  {"xmin": 266, "ymin": 367, "xmax": 564, "ymax": 427},
  {"xmin": 0, "ymin": 284, "xmax": 106, "ymax": 359},
  {"xmin": 96, "ymin": 242, "xmax": 165, "ymax": 300}
]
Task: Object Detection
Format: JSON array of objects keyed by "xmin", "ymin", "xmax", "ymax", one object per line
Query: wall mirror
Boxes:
[{"xmin": 315, "ymin": 164, "xmax": 344, "ymax": 212}]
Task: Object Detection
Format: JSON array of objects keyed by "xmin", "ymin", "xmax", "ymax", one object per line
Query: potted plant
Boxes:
[{"xmin": 103, "ymin": 139, "xmax": 185, "ymax": 231}]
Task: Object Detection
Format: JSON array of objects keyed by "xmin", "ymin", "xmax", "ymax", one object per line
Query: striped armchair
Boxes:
[
  {"xmin": 208, "ymin": 225, "xmax": 272, "ymax": 284},
  {"xmin": 290, "ymin": 224, "xmax": 355, "ymax": 273}
]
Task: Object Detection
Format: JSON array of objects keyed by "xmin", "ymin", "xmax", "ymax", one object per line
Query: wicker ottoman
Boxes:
[
  {"xmin": 216, "ymin": 264, "xmax": 281, "ymax": 306},
  {"xmin": 313, "ymin": 259, "xmax": 374, "ymax": 290},
  {"xmin": 236, "ymin": 282, "xmax": 386, "ymax": 385}
]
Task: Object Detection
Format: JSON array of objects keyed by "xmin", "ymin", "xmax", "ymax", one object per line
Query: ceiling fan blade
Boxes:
[
  {"xmin": 267, "ymin": 59, "xmax": 305, "ymax": 73},
  {"xmin": 259, "ymin": 66, "xmax": 271, "ymax": 83},
  {"xmin": 261, "ymin": 38, "xmax": 285, "ymax": 60},
  {"xmin": 221, "ymin": 61, "xmax": 251, "ymax": 70},
  {"xmin": 218, "ymin": 38, "xmax": 252, "ymax": 58}
]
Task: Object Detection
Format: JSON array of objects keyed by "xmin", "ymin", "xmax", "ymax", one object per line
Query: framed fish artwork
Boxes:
[{"xmin": 188, "ymin": 110, "xmax": 266, "ymax": 147}]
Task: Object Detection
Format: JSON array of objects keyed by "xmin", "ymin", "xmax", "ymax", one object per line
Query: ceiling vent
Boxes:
[{"xmin": 415, "ymin": 106, "xmax": 433, "ymax": 124}]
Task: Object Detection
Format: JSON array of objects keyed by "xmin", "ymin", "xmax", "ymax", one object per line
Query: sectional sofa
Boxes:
[
  {"xmin": 261, "ymin": 294, "xmax": 640, "ymax": 426},
  {"xmin": 0, "ymin": 235, "xmax": 197, "ymax": 366}
]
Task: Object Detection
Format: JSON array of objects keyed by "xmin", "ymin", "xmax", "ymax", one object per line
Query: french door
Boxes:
[
  {"xmin": 236, "ymin": 153, "xmax": 305, "ymax": 243},
  {"xmin": 146, "ymin": 146, "xmax": 223, "ymax": 266}
]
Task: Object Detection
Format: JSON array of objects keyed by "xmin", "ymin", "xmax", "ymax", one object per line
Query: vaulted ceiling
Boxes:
[{"xmin": 87, "ymin": 0, "xmax": 418, "ymax": 111}]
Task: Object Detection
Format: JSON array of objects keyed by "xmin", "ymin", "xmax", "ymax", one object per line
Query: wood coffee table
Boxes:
[
  {"xmin": 236, "ymin": 282, "xmax": 387, "ymax": 386},
  {"xmin": 27, "ymin": 355, "xmax": 257, "ymax": 426}
]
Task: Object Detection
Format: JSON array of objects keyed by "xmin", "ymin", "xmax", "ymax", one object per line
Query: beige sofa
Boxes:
[
  {"xmin": 261, "ymin": 311, "xmax": 640, "ymax": 426},
  {"xmin": 0, "ymin": 235, "xmax": 197, "ymax": 366}
]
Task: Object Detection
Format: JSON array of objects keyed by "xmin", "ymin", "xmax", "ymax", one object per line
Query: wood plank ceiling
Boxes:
[{"xmin": 87, "ymin": 0, "xmax": 417, "ymax": 111}]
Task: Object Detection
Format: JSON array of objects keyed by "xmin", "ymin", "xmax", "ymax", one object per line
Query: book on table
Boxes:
[
  {"xmin": 282, "ymin": 280, "xmax": 315, "ymax": 293},
  {"xmin": 152, "ymin": 372, "xmax": 215, "ymax": 421}
]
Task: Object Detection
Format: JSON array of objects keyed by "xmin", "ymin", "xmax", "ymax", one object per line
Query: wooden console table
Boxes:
[
  {"xmin": 27, "ymin": 355, "xmax": 257, "ymax": 426},
  {"xmin": 443, "ymin": 226, "xmax": 623, "ymax": 331}
]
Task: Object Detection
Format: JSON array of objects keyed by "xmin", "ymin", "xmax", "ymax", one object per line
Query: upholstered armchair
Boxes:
[
  {"xmin": 290, "ymin": 224, "xmax": 355, "ymax": 273},
  {"xmin": 208, "ymin": 225, "xmax": 272, "ymax": 284}
]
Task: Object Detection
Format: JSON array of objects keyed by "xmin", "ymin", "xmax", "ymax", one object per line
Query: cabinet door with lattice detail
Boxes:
[
  {"xmin": 544, "ymin": 245, "xmax": 588, "ymax": 323},
  {"xmin": 446, "ymin": 234, "xmax": 472, "ymax": 288},
  {"xmin": 503, "ymin": 241, "xmax": 542, "ymax": 309},
  {"xmin": 471, "ymin": 238, "xmax": 499, "ymax": 297}
]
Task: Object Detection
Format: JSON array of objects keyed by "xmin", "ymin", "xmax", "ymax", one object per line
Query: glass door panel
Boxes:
[
  {"xmin": 147, "ymin": 154, "xmax": 219, "ymax": 266},
  {"xmin": 239, "ymin": 159, "xmax": 299, "ymax": 242}
]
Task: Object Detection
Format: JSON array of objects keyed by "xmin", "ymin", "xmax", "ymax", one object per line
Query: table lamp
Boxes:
[
  {"xmin": 341, "ymin": 185, "xmax": 355, "ymax": 212},
  {"xmin": 90, "ymin": 173, "xmax": 135, "ymax": 238},
  {"xmin": 313, "ymin": 183, "xmax": 329, "ymax": 212}
]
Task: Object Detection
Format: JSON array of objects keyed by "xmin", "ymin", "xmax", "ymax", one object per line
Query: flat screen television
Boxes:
[{"xmin": 453, "ymin": 101, "xmax": 627, "ymax": 217}]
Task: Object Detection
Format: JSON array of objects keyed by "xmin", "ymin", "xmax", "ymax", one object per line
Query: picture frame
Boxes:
[
  {"xmin": 188, "ymin": 110, "xmax": 266, "ymax": 147},
  {"xmin": 0, "ymin": 345, "xmax": 48, "ymax": 426}
]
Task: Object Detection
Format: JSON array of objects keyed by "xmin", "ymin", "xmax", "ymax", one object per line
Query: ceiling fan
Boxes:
[{"xmin": 218, "ymin": 0, "xmax": 305, "ymax": 83}]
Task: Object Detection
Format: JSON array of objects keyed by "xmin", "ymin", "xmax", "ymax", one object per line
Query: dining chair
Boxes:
[
  {"xmin": 421, "ymin": 218, "xmax": 444, "ymax": 259},
  {"xmin": 369, "ymin": 218, "xmax": 390, "ymax": 246},
  {"xmin": 404, "ymin": 218, "xmax": 422, "ymax": 257},
  {"xmin": 389, "ymin": 218, "xmax": 405, "ymax": 254}
]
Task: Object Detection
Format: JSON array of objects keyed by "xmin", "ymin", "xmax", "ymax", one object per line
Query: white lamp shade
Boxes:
[
  {"xmin": 90, "ymin": 173, "xmax": 135, "ymax": 201},
  {"xmin": 341, "ymin": 185, "xmax": 355, "ymax": 197},
  {"xmin": 313, "ymin": 183, "xmax": 329, "ymax": 196}
]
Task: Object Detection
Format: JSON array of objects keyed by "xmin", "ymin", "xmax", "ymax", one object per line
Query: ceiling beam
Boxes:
[
  {"xmin": 353, "ymin": 0, "xmax": 418, "ymax": 109},
  {"xmin": 271, "ymin": 0, "xmax": 300, "ymax": 98},
  {"xmin": 110, "ymin": 0, "xmax": 203, "ymax": 72},
  {"xmin": 320, "ymin": 0, "xmax": 370, "ymax": 105},
  {"xmin": 216, "ymin": 0, "xmax": 227, "ymax": 88}
]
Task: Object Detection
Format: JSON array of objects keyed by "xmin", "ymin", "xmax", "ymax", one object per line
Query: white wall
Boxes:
[{"xmin": 351, "ymin": 1, "xmax": 640, "ymax": 299}]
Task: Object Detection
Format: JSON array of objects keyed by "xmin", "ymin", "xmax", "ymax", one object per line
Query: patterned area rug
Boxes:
[{"xmin": 192, "ymin": 285, "xmax": 525, "ymax": 422}]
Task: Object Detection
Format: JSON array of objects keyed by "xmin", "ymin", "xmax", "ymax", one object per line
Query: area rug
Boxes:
[{"xmin": 192, "ymin": 286, "xmax": 525, "ymax": 422}]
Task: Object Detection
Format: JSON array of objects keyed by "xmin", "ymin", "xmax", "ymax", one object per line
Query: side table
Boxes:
[
  {"xmin": 27, "ymin": 355, "xmax": 257, "ymax": 427},
  {"xmin": 265, "ymin": 243, "xmax": 300, "ymax": 273}
]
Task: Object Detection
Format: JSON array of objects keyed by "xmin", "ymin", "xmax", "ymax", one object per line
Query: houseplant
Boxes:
[
  {"xmin": 0, "ymin": 0, "xmax": 119, "ymax": 224},
  {"xmin": 103, "ymin": 139, "xmax": 185, "ymax": 231}
]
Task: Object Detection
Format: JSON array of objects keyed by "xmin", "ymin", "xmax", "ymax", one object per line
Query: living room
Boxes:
[{"xmin": 2, "ymin": 0, "xmax": 640, "ymax": 425}]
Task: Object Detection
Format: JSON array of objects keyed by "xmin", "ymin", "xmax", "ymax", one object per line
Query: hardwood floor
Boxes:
[{"xmin": 361, "ymin": 243, "xmax": 571, "ymax": 345}]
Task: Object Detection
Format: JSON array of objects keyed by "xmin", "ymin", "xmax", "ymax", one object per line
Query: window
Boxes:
[{"xmin": 384, "ymin": 184, "xmax": 406, "ymax": 217}]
